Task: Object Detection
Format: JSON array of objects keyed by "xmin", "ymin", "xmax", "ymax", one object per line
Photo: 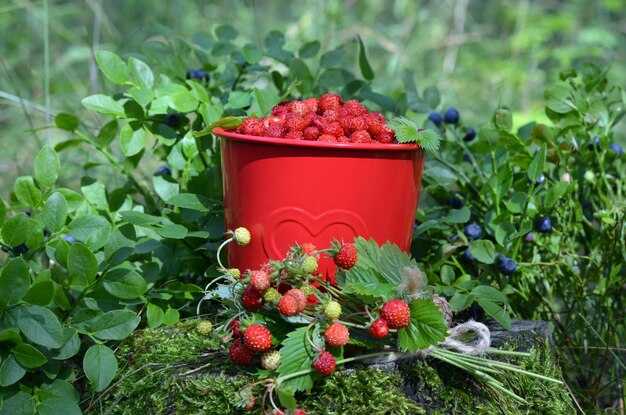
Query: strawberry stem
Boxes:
[{"xmin": 216, "ymin": 237, "xmax": 234, "ymax": 270}]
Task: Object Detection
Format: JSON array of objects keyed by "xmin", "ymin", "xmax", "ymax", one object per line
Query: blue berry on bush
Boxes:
[
  {"xmin": 427, "ymin": 112, "xmax": 443, "ymax": 126},
  {"xmin": 64, "ymin": 234, "xmax": 76, "ymax": 243},
  {"xmin": 464, "ymin": 223, "xmax": 483, "ymax": 239},
  {"xmin": 165, "ymin": 113, "xmax": 182, "ymax": 128},
  {"xmin": 186, "ymin": 68, "xmax": 210, "ymax": 82},
  {"xmin": 609, "ymin": 143, "xmax": 623, "ymax": 157},
  {"xmin": 463, "ymin": 248, "xmax": 475, "ymax": 262},
  {"xmin": 156, "ymin": 165, "xmax": 172, "ymax": 176},
  {"xmin": 524, "ymin": 232, "xmax": 533, "ymax": 243},
  {"xmin": 443, "ymin": 108, "xmax": 460, "ymax": 124},
  {"xmin": 463, "ymin": 127, "xmax": 476, "ymax": 142},
  {"xmin": 535, "ymin": 216, "xmax": 552, "ymax": 233},
  {"xmin": 13, "ymin": 244, "xmax": 28, "ymax": 255},
  {"xmin": 587, "ymin": 135, "xmax": 600, "ymax": 150},
  {"xmin": 497, "ymin": 255, "xmax": 517, "ymax": 275},
  {"xmin": 450, "ymin": 192, "xmax": 465, "ymax": 209},
  {"xmin": 535, "ymin": 174, "xmax": 546, "ymax": 185}
]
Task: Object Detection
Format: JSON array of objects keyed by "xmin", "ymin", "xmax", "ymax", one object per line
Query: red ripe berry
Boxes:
[
  {"xmin": 265, "ymin": 116, "xmax": 285, "ymax": 127},
  {"xmin": 303, "ymin": 126, "xmax": 320, "ymax": 141},
  {"xmin": 302, "ymin": 98, "xmax": 319, "ymax": 114},
  {"xmin": 294, "ymin": 409, "xmax": 307, "ymax": 415},
  {"xmin": 351, "ymin": 130, "xmax": 372, "ymax": 143},
  {"xmin": 344, "ymin": 100, "xmax": 367, "ymax": 116},
  {"xmin": 366, "ymin": 116, "xmax": 384, "ymax": 136},
  {"xmin": 318, "ymin": 134, "xmax": 338, "ymax": 143},
  {"xmin": 334, "ymin": 243, "xmax": 358, "ymax": 269},
  {"xmin": 285, "ymin": 131, "xmax": 304, "ymax": 140},
  {"xmin": 241, "ymin": 286, "xmax": 264, "ymax": 309},
  {"xmin": 319, "ymin": 93, "xmax": 343, "ymax": 112},
  {"xmin": 369, "ymin": 111, "xmax": 386, "ymax": 123},
  {"xmin": 323, "ymin": 122, "xmax": 343, "ymax": 137},
  {"xmin": 311, "ymin": 114, "xmax": 326, "ymax": 128},
  {"xmin": 244, "ymin": 396, "xmax": 255, "ymax": 410},
  {"xmin": 322, "ymin": 109, "xmax": 339, "ymax": 122},
  {"xmin": 349, "ymin": 117, "xmax": 367, "ymax": 133},
  {"xmin": 229, "ymin": 319, "xmax": 242, "ymax": 338},
  {"xmin": 286, "ymin": 114, "xmax": 310, "ymax": 132},
  {"xmin": 286, "ymin": 288, "xmax": 307, "ymax": 312},
  {"xmin": 380, "ymin": 299, "xmax": 411, "ymax": 329},
  {"xmin": 369, "ymin": 318, "xmax": 389, "ymax": 339},
  {"xmin": 337, "ymin": 106, "xmax": 351, "ymax": 118},
  {"xmin": 243, "ymin": 324, "xmax": 272, "ymax": 352},
  {"xmin": 265, "ymin": 124, "xmax": 285, "ymax": 138},
  {"xmin": 271, "ymin": 104, "xmax": 289, "ymax": 116},
  {"xmin": 301, "ymin": 242, "xmax": 320, "ymax": 260},
  {"xmin": 229, "ymin": 338, "xmax": 255, "ymax": 365},
  {"xmin": 290, "ymin": 100, "xmax": 308, "ymax": 116},
  {"xmin": 313, "ymin": 350, "xmax": 337, "ymax": 375},
  {"xmin": 250, "ymin": 270, "xmax": 270, "ymax": 293},
  {"xmin": 260, "ymin": 261, "xmax": 275, "ymax": 274},
  {"xmin": 377, "ymin": 131, "xmax": 394, "ymax": 144},
  {"xmin": 324, "ymin": 322, "xmax": 350, "ymax": 347},
  {"xmin": 337, "ymin": 135, "xmax": 350, "ymax": 143},
  {"xmin": 278, "ymin": 295, "xmax": 299, "ymax": 317},
  {"xmin": 339, "ymin": 117, "xmax": 352, "ymax": 132},
  {"xmin": 241, "ymin": 118, "xmax": 265, "ymax": 136}
]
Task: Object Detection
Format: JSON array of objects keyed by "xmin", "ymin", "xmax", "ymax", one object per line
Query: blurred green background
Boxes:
[{"xmin": 1, "ymin": 0, "xmax": 625, "ymax": 195}]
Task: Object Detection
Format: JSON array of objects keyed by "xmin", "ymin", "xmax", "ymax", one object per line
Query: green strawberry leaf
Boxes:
[
  {"xmin": 378, "ymin": 241, "xmax": 420, "ymax": 285},
  {"xmin": 345, "ymin": 281, "xmax": 398, "ymax": 304},
  {"xmin": 277, "ymin": 326, "xmax": 316, "ymax": 393},
  {"xmin": 397, "ymin": 299, "xmax": 448, "ymax": 352},
  {"xmin": 388, "ymin": 116, "xmax": 441, "ymax": 152}
]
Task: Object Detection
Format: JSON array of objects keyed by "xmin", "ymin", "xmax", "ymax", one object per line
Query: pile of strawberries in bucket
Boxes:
[{"xmin": 234, "ymin": 93, "xmax": 397, "ymax": 144}]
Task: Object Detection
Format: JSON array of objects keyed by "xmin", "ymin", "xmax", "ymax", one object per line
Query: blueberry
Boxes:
[
  {"xmin": 497, "ymin": 255, "xmax": 517, "ymax": 275},
  {"xmin": 428, "ymin": 112, "xmax": 443, "ymax": 126},
  {"xmin": 587, "ymin": 135, "xmax": 600, "ymax": 150},
  {"xmin": 450, "ymin": 233, "xmax": 458, "ymax": 242},
  {"xmin": 165, "ymin": 113, "xmax": 182, "ymax": 128},
  {"xmin": 63, "ymin": 234, "xmax": 76, "ymax": 243},
  {"xmin": 609, "ymin": 143, "xmax": 623, "ymax": 157},
  {"xmin": 451, "ymin": 192, "xmax": 465, "ymax": 209},
  {"xmin": 463, "ymin": 127, "xmax": 476, "ymax": 142},
  {"xmin": 535, "ymin": 174, "xmax": 546, "ymax": 186},
  {"xmin": 464, "ymin": 223, "xmax": 483, "ymax": 239},
  {"xmin": 12, "ymin": 244, "xmax": 28, "ymax": 255},
  {"xmin": 186, "ymin": 68, "xmax": 210, "ymax": 82},
  {"xmin": 462, "ymin": 153, "xmax": 471, "ymax": 163},
  {"xmin": 535, "ymin": 216, "xmax": 552, "ymax": 233},
  {"xmin": 582, "ymin": 199, "xmax": 592, "ymax": 210},
  {"xmin": 443, "ymin": 108, "xmax": 460, "ymax": 124},
  {"xmin": 463, "ymin": 248, "xmax": 475, "ymax": 262},
  {"xmin": 524, "ymin": 232, "xmax": 533, "ymax": 243},
  {"xmin": 156, "ymin": 165, "xmax": 172, "ymax": 176}
]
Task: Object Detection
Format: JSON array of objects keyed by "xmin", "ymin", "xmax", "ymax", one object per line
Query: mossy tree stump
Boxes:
[{"xmin": 87, "ymin": 319, "xmax": 574, "ymax": 415}]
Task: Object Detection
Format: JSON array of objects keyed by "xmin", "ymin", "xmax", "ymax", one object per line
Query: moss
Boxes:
[{"xmin": 92, "ymin": 321, "xmax": 574, "ymax": 415}]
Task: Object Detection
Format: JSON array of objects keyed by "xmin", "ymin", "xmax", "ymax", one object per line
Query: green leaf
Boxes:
[
  {"xmin": 442, "ymin": 207, "xmax": 470, "ymax": 224},
  {"xmin": 320, "ymin": 48, "xmax": 344, "ymax": 68},
  {"xmin": 81, "ymin": 179, "xmax": 108, "ymax": 210},
  {"xmin": 544, "ymin": 85, "xmax": 574, "ymax": 114},
  {"xmin": 146, "ymin": 303, "xmax": 164, "ymax": 329},
  {"xmin": 14, "ymin": 176, "xmax": 41, "ymax": 208},
  {"xmin": 346, "ymin": 281, "xmax": 397, "ymax": 303},
  {"xmin": 253, "ymin": 88, "xmax": 280, "ymax": 116},
  {"xmin": 544, "ymin": 182, "xmax": 570, "ymax": 209},
  {"xmin": 83, "ymin": 344, "xmax": 118, "ymax": 392},
  {"xmin": 50, "ymin": 328, "xmax": 80, "ymax": 360},
  {"xmin": 68, "ymin": 243, "xmax": 98, "ymax": 290},
  {"xmin": 166, "ymin": 193, "xmax": 210, "ymax": 212},
  {"xmin": 67, "ymin": 215, "xmax": 111, "ymax": 250},
  {"xmin": 37, "ymin": 398, "xmax": 81, "ymax": 415},
  {"xmin": 242, "ymin": 43, "xmax": 263, "ymax": 64},
  {"xmin": 12, "ymin": 343, "xmax": 47, "ymax": 369},
  {"xmin": 16, "ymin": 305, "xmax": 64, "ymax": 348},
  {"xmin": 476, "ymin": 297, "xmax": 511, "ymax": 329},
  {"xmin": 493, "ymin": 107, "xmax": 513, "ymax": 131},
  {"xmin": 398, "ymin": 299, "xmax": 448, "ymax": 351},
  {"xmin": 23, "ymin": 280, "xmax": 54, "ymax": 306},
  {"xmin": 495, "ymin": 221, "xmax": 516, "ymax": 246},
  {"xmin": 215, "ymin": 24, "xmax": 238, "ymax": 40},
  {"xmin": 357, "ymin": 35, "xmax": 374, "ymax": 81},
  {"xmin": 54, "ymin": 113, "xmax": 79, "ymax": 132},
  {"xmin": 102, "ymin": 268, "xmax": 147, "ymax": 299},
  {"xmin": 153, "ymin": 175, "xmax": 179, "ymax": 202},
  {"xmin": 0, "ymin": 328, "xmax": 22, "ymax": 344},
  {"xmin": 298, "ymin": 41, "xmax": 321, "ymax": 58},
  {"xmin": 1, "ymin": 213, "xmax": 29, "ymax": 247},
  {"xmin": 0, "ymin": 198, "xmax": 5, "ymax": 227},
  {"xmin": 128, "ymin": 57, "xmax": 154, "ymax": 88},
  {"xmin": 34, "ymin": 146, "xmax": 60, "ymax": 188},
  {"xmin": 277, "ymin": 386, "xmax": 297, "ymax": 410},
  {"xmin": 162, "ymin": 308, "xmax": 180, "ymax": 326},
  {"xmin": 506, "ymin": 192, "xmax": 526, "ymax": 214},
  {"xmin": 96, "ymin": 120, "xmax": 119, "ymax": 148},
  {"xmin": 120, "ymin": 125, "xmax": 146, "ymax": 157},
  {"xmin": 95, "ymin": 50, "xmax": 129, "ymax": 85},
  {"xmin": 104, "ymin": 224, "xmax": 136, "ymax": 265},
  {"xmin": 87, "ymin": 310, "xmax": 139, "ymax": 340},
  {"xmin": 277, "ymin": 326, "xmax": 314, "ymax": 393},
  {"xmin": 0, "ymin": 258, "xmax": 30, "ymax": 309},
  {"xmin": 81, "ymin": 94, "xmax": 126, "ymax": 117},
  {"xmin": 527, "ymin": 144, "xmax": 546, "ymax": 182},
  {"xmin": 0, "ymin": 390, "xmax": 36, "ymax": 414},
  {"xmin": 423, "ymin": 86, "xmax": 440, "ymax": 110},
  {"xmin": 42, "ymin": 192, "xmax": 68, "ymax": 232},
  {"xmin": 171, "ymin": 90, "xmax": 199, "ymax": 113},
  {"xmin": 0, "ymin": 355, "xmax": 26, "ymax": 387},
  {"xmin": 449, "ymin": 292, "xmax": 474, "ymax": 312},
  {"xmin": 468, "ymin": 240, "xmax": 496, "ymax": 264},
  {"xmin": 377, "ymin": 242, "xmax": 419, "ymax": 285},
  {"xmin": 388, "ymin": 117, "xmax": 441, "ymax": 152},
  {"xmin": 402, "ymin": 71, "xmax": 429, "ymax": 113},
  {"xmin": 440, "ymin": 265, "xmax": 455, "ymax": 285},
  {"xmin": 155, "ymin": 224, "xmax": 188, "ymax": 239}
]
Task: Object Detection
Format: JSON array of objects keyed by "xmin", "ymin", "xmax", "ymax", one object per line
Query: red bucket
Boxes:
[{"xmin": 214, "ymin": 128, "xmax": 425, "ymax": 280}]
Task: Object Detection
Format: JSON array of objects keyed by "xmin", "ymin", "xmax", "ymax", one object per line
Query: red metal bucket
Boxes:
[{"xmin": 214, "ymin": 127, "xmax": 425, "ymax": 280}]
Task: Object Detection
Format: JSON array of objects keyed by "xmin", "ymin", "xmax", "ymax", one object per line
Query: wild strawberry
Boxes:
[
  {"xmin": 227, "ymin": 268, "xmax": 241, "ymax": 278},
  {"xmin": 369, "ymin": 111, "xmax": 385, "ymax": 123},
  {"xmin": 333, "ymin": 242, "xmax": 358, "ymax": 270},
  {"xmin": 337, "ymin": 135, "xmax": 350, "ymax": 143},
  {"xmin": 381, "ymin": 299, "xmax": 411, "ymax": 329},
  {"xmin": 241, "ymin": 118, "xmax": 265, "ymax": 136},
  {"xmin": 290, "ymin": 100, "xmax": 308, "ymax": 116},
  {"xmin": 322, "ymin": 109, "xmax": 339, "ymax": 122},
  {"xmin": 196, "ymin": 320, "xmax": 213, "ymax": 335},
  {"xmin": 230, "ymin": 338, "xmax": 255, "ymax": 365},
  {"xmin": 260, "ymin": 261, "xmax": 275, "ymax": 274},
  {"xmin": 285, "ymin": 131, "xmax": 304, "ymax": 140},
  {"xmin": 243, "ymin": 324, "xmax": 272, "ymax": 352},
  {"xmin": 369, "ymin": 318, "xmax": 389, "ymax": 338},
  {"xmin": 265, "ymin": 125, "xmax": 285, "ymax": 138},
  {"xmin": 311, "ymin": 114, "xmax": 326, "ymax": 128},
  {"xmin": 376, "ymin": 131, "xmax": 394, "ymax": 144},
  {"xmin": 278, "ymin": 295, "xmax": 299, "ymax": 316},
  {"xmin": 286, "ymin": 114, "xmax": 311, "ymax": 131},
  {"xmin": 301, "ymin": 242, "xmax": 320, "ymax": 260},
  {"xmin": 265, "ymin": 116, "xmax": 285, "ymax": 127},
  {"xmin": 300, "ymin": 256, "xmax": 318, "ymax": 274},
  {"xmin": 303, "ymin": 126, "xmax": 320, "ymax": 141},
  {"xmin": 294, "ymin": 409, "xmax": 307, "ymax": 415},
  {"xmin": 244, "ymin": 396, "xmax": 255, "ymax": 410},
  {"xmin": 302, "ymin": 98, "xmax": 319, "ymax": 114},
  {"xmin": 339, "ymin": 117, "xmax": 352, "ymax": 132},
  {"xmin": 286, "ymin": 288, "xmax": 307, "ymax": 312},
  {"xmin": 351, "ymin": 130, "xmax": 372, "ymax": 143},
  {"xmin": 300, "ymin": 284, "xmax": 315, "ymax": 296},
  {"xmin": 323, "ymin": 301, "xmax": 342, "ymax": 320},
  {"xmin": 233, "ymin": 227, "xmax": 251, "ymax": 246},
  {"xmin": 241, "ymin": 286, "xmax": 264, "ymax": 309},
  {"xmin": 318, "ymin": 134, "xmax": 337, "ymax": 142},
  {"xmin": 313, "ymin": 350, "xmax": 336, "ymax": 375},
  {"xmin": 250, "ymin": 270, "xmax": 270, "ymax": 293},
  {"xmin": 319, "ymin": 93, "xmax": 343, "ymax": 112},
  {"xmin": 323, "ymin": 122, "xmax": 343, "ymax": 137},
  {"xmin": 366, "ymin": 116, "xmax": 384, "ymax": 136},
  {"xmin": 271, "ymin": 104, "xmax": 289, "ymax": 116},
  {"xmin": 229, "ymin": 319, "xmax": 242, "ymax": 338},
  {"xmin": 263, "ymin": 287, "xmax": 281, "ymax": 304},
  {"xmin": 324, "ymin": 322, "xmax": 350, "ymax": 347},
  {"xmin": 337, "ymin": 106, "xmax": 351, "ymax": 118},
  {"xmin": 344, "ymin": 100, "xmax": 367, "ymax": 116},
  {"xmin": 349, "ymin": 116, "xmax": 367, "ymax": 133},
  {"xmin": 260, "ymin": 350, "xmax": 281, "ymax": 370}
]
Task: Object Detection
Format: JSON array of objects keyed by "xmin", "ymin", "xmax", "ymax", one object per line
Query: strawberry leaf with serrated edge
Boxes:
[
  {"xmin": 192, "ymin": 116, "xmax": 247, "ymax": 137},
  {"xmin": 277, "ymin": 326, "xmax": 315, "ymax": 393},
  {"xmin": 378, "ymin": 241, "xmax": 420, "ymax": 285},
  {"xmin": 388, "ymin": 116, "xmax": 441, "ymax": 152},
  {"xmin": 345, "ymin": 281, "xmax": 398, "ymax": 304},
  {"xmin": 397, "ymin": 298, "xmax": 448, "ymax": 352}
]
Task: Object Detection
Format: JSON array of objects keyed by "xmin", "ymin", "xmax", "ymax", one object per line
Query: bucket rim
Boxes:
[{"xmin": 213, "ymin": 127, "xmax": 423, "ymax": 152}]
